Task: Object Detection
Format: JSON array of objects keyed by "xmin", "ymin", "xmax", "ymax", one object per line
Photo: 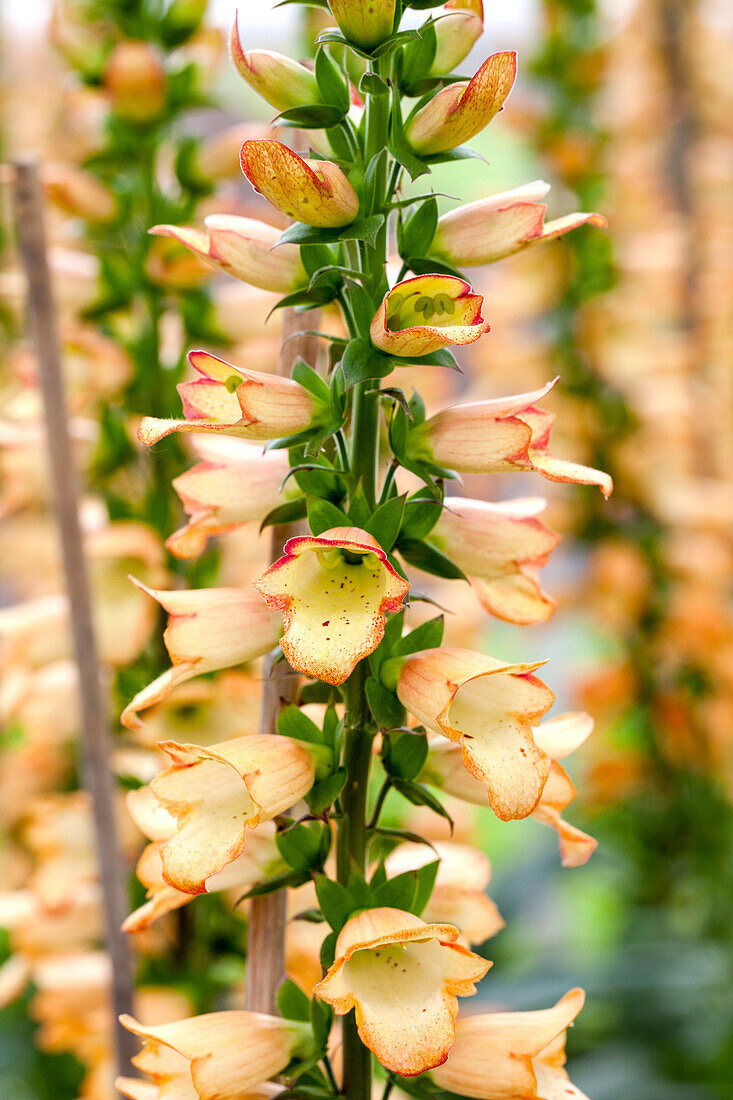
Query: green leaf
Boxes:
[
  {"xmin": 300, "ymin": 680, "xmax": 335, "ymax": 705},
  {"xmin": 413, "ymin": 860, "xmax": 440, "ymax": 916},
  {"xmin": 291, "ymin": 359, "xmax": 331, "ymax": 403},
  {"xmin": 383, "ymin": 730, "xmax": 429, "ymax": 781},
  {"xmin": 307, "ymin": 497, "xmax": 351, "ymax": 535},
  {"xmin": 359, "ymin": 71, "xmax": 390, "ymax": 97},
  {"xmin": 397, "ymin": 538, "xmax": 467, "ymax": 580},
  {"xmin": 347, "ymin": 487, "xmax": 372, "ymax": 528},
  {"xmin": 365, "ymin": 494, "xmax": 406, "ymax": 551},
  {"xmin": 310, "ymin": 998, "xmax": 334, "ymax": 1052},
  {"xmin": 277, "ymin": 215, "xmax": 385, "ymax": 248},
  {"xmin": 277, "ymin": 978, "xmax": 312, "ymax": 1022},
  {"xmin": 369, "ymin": 868, "xmax": 418, "ymax": 911},
  {"xmin": 369, "ymin": 860, "xmax": 388, "ymax": 890},
  {"xmin": 393, "ymin": 615, "xmax": 444, "ymax": 658},
  {"xmin": 401, "ymin": 20, "xmax": 438, "ymax": 95},
  {"xmin": 259, "ymin": 497, "xmax": 307, "ymax": 532},
  {"xmin": 340, "ymin": 339, "xmax": 393, "ymax": 389},
  {"xmin": 401, "ymin": 492, "xmax": 442, "ymax": 540},
  {"xmin": 394, "ymin": 347, "xmax": 461, "ymax": 371},
  {"xmin": 392, "ymin": 780, "xmax": 454, "ymax": 826},
  {"xmin": 276, "ymin": 822, "xmax": 327, "ymax": 872},
  {"xmin": 315, "ymin": 46, "xmax": 351, "ymax": 114},
  {"xmin": 306, "ymin": 768, "xmax": 347, "ymax": 814},
  {"xmin": 277, "ymin": 104, "xmax": 346, "ymax": 129},
  {"xmin": 347, "ymin": 868, "xmax": 370, "ymax": 907},
  {"xmin": 401, "ymin": 196, "xmax": 439, "ymax": 259},
  {"xmin": 277, "ymin": 704, "xmax": 325, "ymax": 746},
  {"xmin": 366, "ymin": 677, "xmax": 406, "ymax": 731},
  {"xmin": 314, "ymin": 874, "xmax": 355, "ymax": 932},
  {"xmin": 237, "ymin": 868, "xmax": 311, "ymax": 902},
  {"xmin": 320, "ymin": 928, "xmax": 338, "ymax": 969},
  {"xmin": 407, "ymin": 253, "xmax": 464, "ymax": 279}
]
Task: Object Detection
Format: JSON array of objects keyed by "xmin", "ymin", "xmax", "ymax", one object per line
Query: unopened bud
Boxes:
[{"xmin": 104, "ymin": 41, "xmax": 166, "ymax": 122}]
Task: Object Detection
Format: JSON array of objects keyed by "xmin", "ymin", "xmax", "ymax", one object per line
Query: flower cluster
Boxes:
[{"xmin": 116, "ymin": 2, "xmax": 610, "ymax": 1097}]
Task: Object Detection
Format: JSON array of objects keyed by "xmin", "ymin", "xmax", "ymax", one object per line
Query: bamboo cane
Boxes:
[{"xmin": 10, "ymin": 158, "xmax": 137, "ymax": 1074}]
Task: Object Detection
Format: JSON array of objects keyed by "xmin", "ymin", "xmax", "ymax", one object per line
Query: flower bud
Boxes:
[
  {"xmin": 432, "ymin": 180, "xmax": 606, "ymax": 266},
  {"xmin": 42, "ymin": 163, "xmax": 117, "ymax": 223},
  {"xmin": 240, "ymin": 139, "xmax": 359, "ymax": 228},
  {"xmin": 408, "ymin": 51, "xmax": 516, "ymax": 155},
  {"xmin": 328, "ymin": 0, "xmax": 397, "ymax": 50},
  {"xmin": 371, "ymin": 274, "xmax": 489, "ymax": 357},
  {"xmin": 150, "ymin": 215, "xmax": 306, "ymax": 293},
  {"xmin": 230, "ymin": 17, "xmax": 319, "ymax": 111},
  {"xmin": 104, "ymin": 41, "xmax": 166, "ymax": 122},
  {"xmin": 432, "ymin": 1, "xmax": 484, "ymax": 75}
]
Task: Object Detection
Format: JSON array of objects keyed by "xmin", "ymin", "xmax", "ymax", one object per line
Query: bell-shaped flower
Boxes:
[
  {"xmin": 431, "ymin": 180, "xmax": 606, "ymax": 266},
  {"xmin": 392, "ymin": 647, "xmax": 554, "ymax": 820},
  {"xmin": 123, "ymin": 822, "xmax": 284, "ymax": 932},
  {"xmin": 254, "ymin": 526, "xmax": 410, "ymax": 685},
  {"xmin": 407, "ymin": 52, "xmax": 517, "ymax": 155},
  {"xmin": 150, "ymin": 215, "xmax": 306, "ymax": 293},
  {"xmin": 42, "ymin": 162, "xmax": 117, "ymax": 222},
  {"xmin": 431, "ymin": 496, "xmax": 560, "ymax": 624},
  {"xmin": 385, "ymin": 841, "xmax": 504, "ymax": 947},
  {"xmin": 409, "ymin": 378, "xmax": 613, "ymax": 496},
  {"xmin": 240, "ymin": 139, "xmax": 359, "ymax": 227},
  {"xmin": 371, "ymin": 275, "xmax": 490, "ymax": 358},
  {"xmin": 104, "ymin": 40, "xmax": 166, "ymax": 122},
  {"xmin": 431, "ymin": 988, "xmax": 587, "ymax": 1098},
  {"xmin": 421, "ymin": 712, "xmax": 597, "ymax": 866},
  {"xmin": 328, "ymin": 0, "xmax": 396, "ymax": 50},
  {"xmin": 138, "ymin": 349, "xmax": 316, "ymax": 448},
  {"xmin": 120, "ymin": 582, "xmax": 282, "ymax": 729},
  {"xmin": 432, "ymin": 1, "xmax": 484, "ymax": 75},
  {"xmin": 118, "ymin": 1010, "xmax": 310, "ymax": 1099},
  {"xmin": 230, "ymin": 17, "xmax": 319, "ymax": 111},
  {"xmin": 314, "ymin": 907, "xmax": 489, "ymax": 1076},
  {"xmin": 143, "ymin": 734, "xmax": 318, "ymax": 894},
  {"xmin": 166, "ymin": 436, "xmax": 295, "ymax": 560}
]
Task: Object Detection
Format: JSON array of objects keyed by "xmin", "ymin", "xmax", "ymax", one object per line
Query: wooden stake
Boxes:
[
  {"xmin": 11, "ymin": 159, "xmax": 137, "ymax": 1073},
  {"xmin": 245, "ymin": 307, "xmax": 320, "ymax": 1014}
]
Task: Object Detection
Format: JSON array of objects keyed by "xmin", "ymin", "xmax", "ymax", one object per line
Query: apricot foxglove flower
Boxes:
[
  {"xmin": 254, "ymin": 527, "xmax": 410, "ymax": 685},
  {"xmin": 422, "ymin": 712, "xmax": 597, "ymax": 866},
  {"xmin": 123, "ymin": 823, "xmax": 284, "ymax": 932},
  {"xmin": 407, "ymin": 52, "xmax": 517, "ymax": 155},
  {"xmin": 328, "ymin": 0, "xmax": 396, "ymax": 50},
  {"xmin": 240, "ymin": 139, "xmax": 359, "ymax": 227},
  {"xmin": 431, "ymin": 496, "xmax": 560, "ymax": 624},
  {"xmin": 371, "ymin": 275, "xmax": 490, "ymax": 357},
  {"xmin": 432, "ymin": 1, "xmax": 484, "ymax": 75},
  {"xmin": 42, "ymin": 162, "xmax": 117, "ymax": 222},
  {"xmin": 385, "ymin": 841, "xmax": 504, "ymax": 946},
  {"xmin": 150, "ymin": 215, "xmax": 306, "ymax": 293},
  {"xmin": 119, "ymin": 1010, "xmax": 310, "ymax": 1099},
  {"xmin": 409, "ymin": 378, "xmax": 613, "ymax": 496},
  {"xmin": 138, "ymin": 349, "xmax": 316, "ymax": 447},
  {"xmin": 430, "ymin": 988, "xmax": 588, "ymax": 1098},
  {"xmin": 230, "ymin": 17, "xmax": 319, "ymax": 111},
  {"xmin": 144, "ymin": 734, "xmax": 318, "ymax": 894},
  {"xmin": 120, "ymin": 583, "xmax": 281, "ymax": 729},
  {"xmin": 391, "ymin": 647, "xmax": 554, "ymax": 820},
  {"xmin": 166, "ymin": 435, "xmax": 295, "ymax": 560},
  {"xmin": 314, "ymin": 907, "xmax": 490, "ymax": 1075},
  {"xmin": 104, "ymin": 41, "xmax": 166, "ymax": 122},
  {"xmin": 431, "ymin": 180, "xmax": 607, "ymax": 266}
]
